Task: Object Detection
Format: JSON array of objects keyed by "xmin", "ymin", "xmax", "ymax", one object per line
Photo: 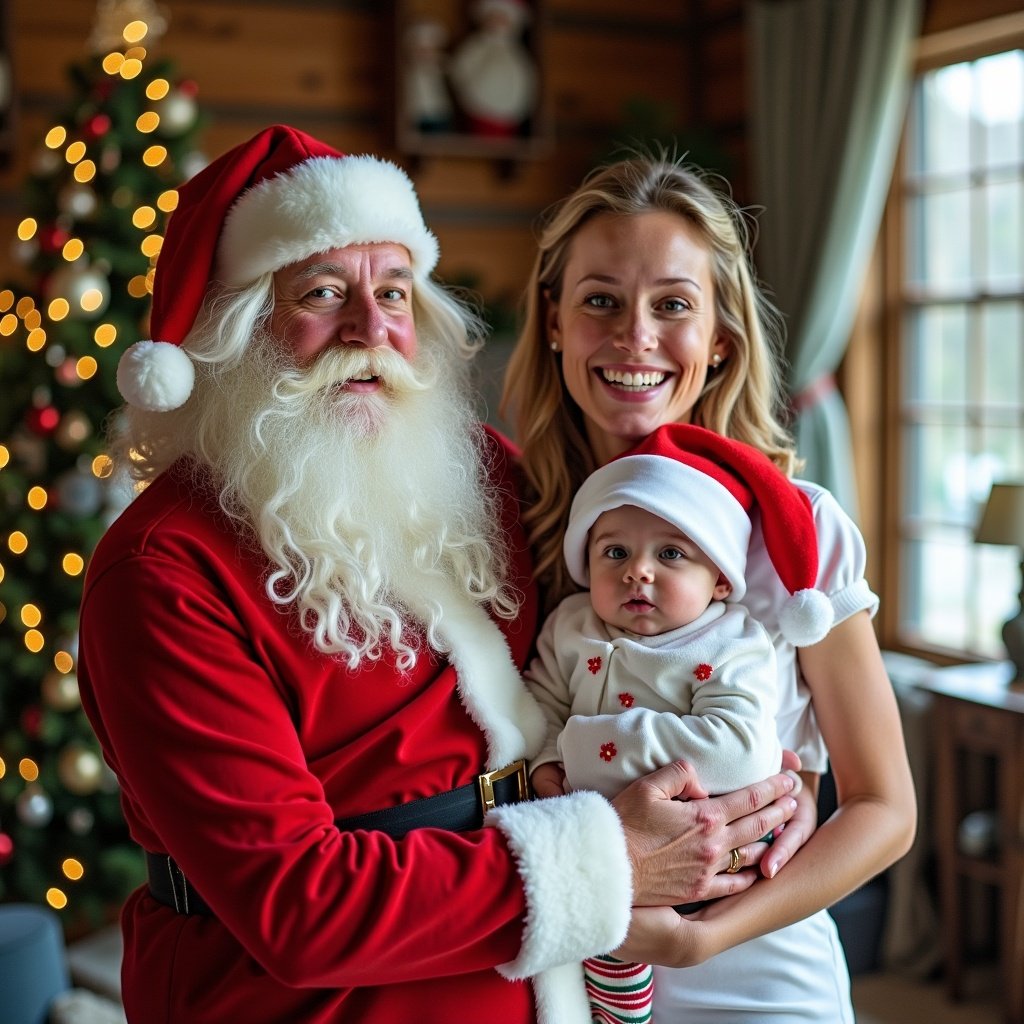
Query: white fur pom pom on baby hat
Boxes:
[{"xmin": 778, "ymin": 588, "xmax": 834, "ymax": 647}]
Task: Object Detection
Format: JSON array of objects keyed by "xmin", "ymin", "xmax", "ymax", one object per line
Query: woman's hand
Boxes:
[
  {"xmin": 759, "ymin": 769, "xmax": 818, "ymax": 879},
  {"xmin": 612, "ymin": 760, "xmax": 798, "ymax": 908},
  {"xmin": 612, "ymin": 905, "xmax": 703, "ymax": 969}
]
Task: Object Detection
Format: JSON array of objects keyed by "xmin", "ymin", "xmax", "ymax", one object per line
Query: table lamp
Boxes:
[{"xmin": 975, "ymin": 481, "xmax": 1024, "ymax": 683}]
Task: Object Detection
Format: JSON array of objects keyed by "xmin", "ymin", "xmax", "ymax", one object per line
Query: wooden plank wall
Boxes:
[
  {"xmin": 3, "ymin": 0, "xmax": 1018, "ymax": 304},
  {"xmin": 0, "ymin": 0, "xmax": 721, "ymax": 314}
]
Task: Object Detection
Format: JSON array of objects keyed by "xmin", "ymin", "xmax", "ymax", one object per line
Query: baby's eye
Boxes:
[
  {"xmin": 603, "ymin": 544, "xmax": 628, "ymax": 560},
  {"xmin": 659, "ymin": 546, "xmax": 686, "ymax": 561}
]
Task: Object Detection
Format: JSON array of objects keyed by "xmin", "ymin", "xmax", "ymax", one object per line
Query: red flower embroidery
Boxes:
[
  {"xmin": 694, "ymin": 663, "xmax": 713, "ymax": 682},
  {"xmin": 587, "ymin": 656, "xmax": 603, "ymax": 675},
  {"xmin": 618, "ymin": 692, "xmax": 635, "ymax": 708},
  {"xmin": 600, "ymin": 742, "xmax": 617, "ymax": 762}
]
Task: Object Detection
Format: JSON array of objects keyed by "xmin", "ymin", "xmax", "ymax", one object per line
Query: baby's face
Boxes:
[{"xmin": 586, "ymin": 504, "xmax": 731, "ymax": 636}]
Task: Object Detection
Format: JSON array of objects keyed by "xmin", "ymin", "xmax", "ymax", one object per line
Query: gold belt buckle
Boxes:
[{"xmin": 478, "ymin": 759, "xmax": 529, "ymax": 813}]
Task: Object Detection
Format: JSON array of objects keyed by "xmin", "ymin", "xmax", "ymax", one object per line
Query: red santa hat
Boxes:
[
  {"xmin": 116, "ymin": 124, "xmax": 439, "ymax": 412},
  {"xmin": 563, "ymin": 422, "xmax": 835, "ymax": 647}
]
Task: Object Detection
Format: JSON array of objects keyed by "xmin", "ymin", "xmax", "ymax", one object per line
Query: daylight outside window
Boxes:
[{"xmin": 898, "ymin": 48, "xmax": 1024, "ymax": 656}]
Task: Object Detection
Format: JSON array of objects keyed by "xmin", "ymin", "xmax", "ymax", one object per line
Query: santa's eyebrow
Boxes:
[{"xmin": 292, "ymin": 263, "xmax": 414, "ymax": 282}]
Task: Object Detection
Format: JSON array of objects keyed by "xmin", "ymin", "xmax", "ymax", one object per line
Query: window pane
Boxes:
[
  {"xmin": 975, "ymin": 544, "xmax": 1020, "ymax": 659},
  {"xmin": 903, "ymin": 531, "xmax": 970, "ymax": 649},
  {"xmin": 977, "ymin": 424, "xmax": 1024, "ymax": 488},
  {"xmin": 910, "ymin": 64, "xmax": 971, "ymax": 176},
  {"xmin": 981, "ymin": 301, "xmax": 1023, "ymax": 407},
  {"xmin": 905, "ymin": 305, "xmax": 967, "ymax": 403},
  {"xmin": 906, "ymin": 188, "xmax": 971, "ymax": 288},
  {"xmin": 903, "ymin": 422, "xmax": 970, "ymax": 522},
  {"xmin": 986, "ymin": 179, "xmax": 1022, "ymax": 289},
  {"xmin": 978, "ymin": 49, "xmax": 1023, "ymax": 167}
]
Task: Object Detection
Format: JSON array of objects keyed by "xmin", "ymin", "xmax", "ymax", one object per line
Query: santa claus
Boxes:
[{"xmin": 78, "ymin": 125, "xmax": 797, "ymax": 1024}]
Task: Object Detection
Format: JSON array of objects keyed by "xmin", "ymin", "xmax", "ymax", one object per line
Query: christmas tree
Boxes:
[{"xmin": 0, "ymin": 2, "xmax": 204, "ymax": 929}]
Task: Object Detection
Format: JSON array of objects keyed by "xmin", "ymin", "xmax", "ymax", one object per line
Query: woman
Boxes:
[{"xmin": 501, "ymin": 153, "xmax": 916, "ymax": 1021}]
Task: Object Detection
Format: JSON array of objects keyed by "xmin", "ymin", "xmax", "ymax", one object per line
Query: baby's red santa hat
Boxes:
[
  {"xmin": 563, "ymin": 422, "xmax": 834, "ymax": 647},
  {"xmin": 116, "ymin": 124, "xmax": 439, "ymax": 412}
]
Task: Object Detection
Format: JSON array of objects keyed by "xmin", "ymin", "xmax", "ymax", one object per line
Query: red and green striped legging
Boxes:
[{"xmin": 584, "ymin": 955, "xmax": 654, "ymax": 1023}]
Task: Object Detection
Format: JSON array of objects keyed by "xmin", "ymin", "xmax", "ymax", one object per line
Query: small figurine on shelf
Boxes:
[
  {"xmin": 449, "ymin": 0, "xmax": 538, "ymax": 138},
  {"xmin": 402, "ymin": 17, "xmax": 454, "ymax": 135}
]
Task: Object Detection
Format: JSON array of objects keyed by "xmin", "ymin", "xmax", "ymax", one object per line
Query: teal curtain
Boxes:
[{"xmin": 748, "ymin": 0, "xmax": 922, "ymax": 519}]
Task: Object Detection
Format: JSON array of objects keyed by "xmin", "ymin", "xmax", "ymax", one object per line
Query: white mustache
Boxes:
[{"xmin": 271, "ymin": 346, "xmax": 432, "ymax": 405}]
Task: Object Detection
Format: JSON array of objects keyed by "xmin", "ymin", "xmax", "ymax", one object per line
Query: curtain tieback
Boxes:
[{"xmin": 789, "ymin": 373, "xmax": 837, "ymax": 417}]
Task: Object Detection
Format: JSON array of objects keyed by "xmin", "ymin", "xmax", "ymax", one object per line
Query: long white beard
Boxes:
[{"xmin": 191, "ymin": 331, "xmax": 516, "ymax": 670}]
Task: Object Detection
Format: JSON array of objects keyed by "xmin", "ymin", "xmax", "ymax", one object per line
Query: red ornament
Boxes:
[
  {"xmin": 599, "ymin": 742, "xmax": 617, "ymax": 762},
  {"xmin": 21, "ymin": 704, "xmax": 43, "ymax": 738},
  {"xmin": 37, "ymin": 224, "xmax": 71, "ymax": 254},
  {"xmin": 25, "ymin": 405, "xmax": 61, "ymax": 435},
  {"xmin": 0, "ymin": 832, "xmax": 14, "ymax": 866},
  {"xmin": 84, "ymin": 113, "xmax": 112, "ymax": 141},
  {"xmin": 587, "ymin": 656, "xmax": 602, "ymax": 675},
  {"xmin": 694, "ymin": 663, "xmax": 713, "ymax": 682},
  {"xmin": 618, "ymin": 692, "xmax": 635, "ymax": 708},
  {"xmin": 177, "ymin": 79, "xmax": 199, "ymax": 98}
]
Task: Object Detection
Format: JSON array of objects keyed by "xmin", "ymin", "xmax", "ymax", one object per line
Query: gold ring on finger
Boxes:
[{"xmin": 726, "ymin": 847, "xmax": 742, "ymax": 874}]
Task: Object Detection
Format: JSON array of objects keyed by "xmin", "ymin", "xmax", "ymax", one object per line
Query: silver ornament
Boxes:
[
  {"xmin": 16, "ymin": 785, "xmax": 54, "ymax": 827},
  {"xmin": 56, "ymin": 469, "xmax": 104, "ymax": 518},
  {"xmin": 67, "ymin": 807, "xmax": 95, "ymax": 836},
  {"xmin": 44, "ymin": 261, "xmax": 111, "ymax": 320}
]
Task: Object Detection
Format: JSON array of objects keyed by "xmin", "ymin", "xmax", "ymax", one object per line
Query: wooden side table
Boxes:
[{"xmin": 917, "ymin": 661, "xmax": 1024, "ymax": 1024}]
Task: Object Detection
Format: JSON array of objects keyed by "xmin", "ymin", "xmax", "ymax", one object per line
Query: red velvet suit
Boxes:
[{"xmin": 78, "ymin": 428, "xmax": 629, "ymax": 1024}]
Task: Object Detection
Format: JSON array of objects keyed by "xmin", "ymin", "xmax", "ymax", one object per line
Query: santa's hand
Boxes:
[{"xmin": 613, "ymin": 760, "xmax": 798, "ymax": 908}]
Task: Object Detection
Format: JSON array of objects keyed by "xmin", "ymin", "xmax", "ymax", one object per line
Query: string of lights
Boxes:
[{"xmin": 0, "ymin": 9, "xmax": 203, "ymax": 927}]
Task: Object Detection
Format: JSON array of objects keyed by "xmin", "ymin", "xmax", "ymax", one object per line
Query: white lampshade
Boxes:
[{"xmin": 975, "ymin": 482, "xmax": 1024, "ymax": 548}]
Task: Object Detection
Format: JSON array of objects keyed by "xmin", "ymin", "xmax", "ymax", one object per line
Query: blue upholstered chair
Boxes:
[{"xmin": 0, "ymin": 904, "xmax": 71, "ymax": 1024}]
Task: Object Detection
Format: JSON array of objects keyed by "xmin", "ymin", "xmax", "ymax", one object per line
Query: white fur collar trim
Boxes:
[{"xmin": 426, "ymin": 582, "xmax": 546, "ymax": 769}]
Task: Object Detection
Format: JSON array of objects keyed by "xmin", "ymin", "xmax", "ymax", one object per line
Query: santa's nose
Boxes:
[{"xmin": 340, "ymin": 294, "xmax": 389, "ymax": 348}]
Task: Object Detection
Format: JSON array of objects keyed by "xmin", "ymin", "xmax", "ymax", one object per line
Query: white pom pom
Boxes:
[
  {"xmin": 116, "ymin": 340, "xmax": 195, "ymax": 411},
  {"xmin": 778, "ymin": 589, "xmax": 834, "ymax": 647}
]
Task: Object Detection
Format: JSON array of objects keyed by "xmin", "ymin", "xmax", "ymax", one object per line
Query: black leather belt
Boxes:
[{"xmin": 146, "ymin": 759, "xmax": 530, "ymax": 916}]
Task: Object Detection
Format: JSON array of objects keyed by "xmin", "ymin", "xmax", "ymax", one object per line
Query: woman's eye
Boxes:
[
  {"xmin": 584, "ymin": 293, "xmax": 615, "ymax": 309},
  {"xmin": 660, "ymin": 298, "xmax": 688, "ymax": 313}
]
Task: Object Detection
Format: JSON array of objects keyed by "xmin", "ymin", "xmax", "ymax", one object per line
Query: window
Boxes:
[{"xmin": 891, "ymin": 44, "xmax": 1024, "ymax": 658}]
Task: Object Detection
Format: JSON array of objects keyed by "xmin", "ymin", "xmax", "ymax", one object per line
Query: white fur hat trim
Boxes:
[
  {"xmin": 564, "ymin": 454, "xmax": 752, "ymax": 600},
  {"xmin": 217, "ymin": 155, "xmax": 440, "ymax": 286}
]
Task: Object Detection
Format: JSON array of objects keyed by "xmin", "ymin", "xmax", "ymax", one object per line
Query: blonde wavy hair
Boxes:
[{"xmin": 500, "ymin": 152, "xmax": 798, "ymax": 611}]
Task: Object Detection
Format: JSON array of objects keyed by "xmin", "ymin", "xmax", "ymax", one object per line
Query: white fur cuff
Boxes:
[{"xmin": 489, "ymin": 790, "xmax": 631, "ymax": 979}]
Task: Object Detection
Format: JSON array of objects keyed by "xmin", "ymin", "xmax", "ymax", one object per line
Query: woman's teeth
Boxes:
[{"xmin": 602, "ymin": 369, "xmax": 665, "ymax": 389}]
